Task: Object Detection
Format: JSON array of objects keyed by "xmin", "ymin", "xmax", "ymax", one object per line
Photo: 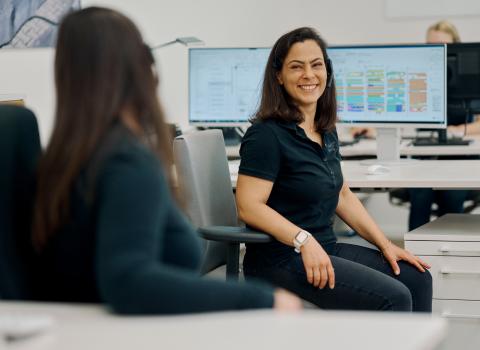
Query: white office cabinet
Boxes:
[
  {"xmin": 405, "ymin": 214, "xmax": 480, "ymax": 319},
  {"xmin": 433, "ymin": 300, "xmax": 480, "ymax": 320}
]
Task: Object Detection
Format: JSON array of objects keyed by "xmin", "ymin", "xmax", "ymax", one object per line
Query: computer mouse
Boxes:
[
  {"xmin": 366, "ymin": 164, "xmax": 390, "ymax": 175},
  {"xmin": 353, "ymin": 132, "xmax": 368, "ymax": 141}
]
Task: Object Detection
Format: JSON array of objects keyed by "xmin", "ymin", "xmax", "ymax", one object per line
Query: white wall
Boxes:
[
  {"xmin": 0, "ymin": 48, "xmax": 55, "ymax": 145},
  {"xmin": 1, "ymin": 0, "xmax": 480, "ymax": 144}
]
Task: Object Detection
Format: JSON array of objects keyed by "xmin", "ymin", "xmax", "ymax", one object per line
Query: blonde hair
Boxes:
[{"xmin": 427, "ymin": 20, "xmax": 461, "ymax": 43}]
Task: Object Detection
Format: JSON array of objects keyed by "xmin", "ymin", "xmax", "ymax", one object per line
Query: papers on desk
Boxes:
[{"xmin": 0, "ymin": 313, "xmax": 54, "ymax": 343}]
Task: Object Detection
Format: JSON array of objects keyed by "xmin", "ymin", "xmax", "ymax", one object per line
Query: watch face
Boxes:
[{"xmin": 296, "ymin": 231, "xmax": 309, "ymax": 243}]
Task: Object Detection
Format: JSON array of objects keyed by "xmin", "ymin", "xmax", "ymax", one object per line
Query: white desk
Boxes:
[
  {"xmin": 229, "ymin": 159, "xmax": 480, "ymax": 189},
  {"xmin": 342, "ymin": 159, "xmax": 480, "ymax": 189},
  {"xmin": 0, "ymin": 301, "xmax": 446, "ymax": 350}
]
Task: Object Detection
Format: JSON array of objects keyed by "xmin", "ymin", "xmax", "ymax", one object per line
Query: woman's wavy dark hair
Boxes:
[
  {"xmin": 33, "ymin": 7, "xmax": 172, "ymax": 249},
  {"xmin": 252, "ymin": 27, "xmax": 337, "ymax": 131}
]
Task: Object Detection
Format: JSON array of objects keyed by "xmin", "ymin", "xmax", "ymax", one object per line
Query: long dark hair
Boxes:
[
  {"xmin": 33, "ymin": 7, "xmax": 172, "ymax": 249},
  {"xmin": 252, "ymin": 27, "xmax": 337, "ymax": 131}
]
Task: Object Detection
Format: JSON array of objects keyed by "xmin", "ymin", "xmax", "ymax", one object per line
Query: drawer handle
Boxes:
[
  {"xmin": 439, "ymin": 246, "xmax": 480, "ymax": 254},
  {"xmin": 440, "ymin": 268, "xmax": 480, "ymax": 275},
  {"xmin": 442, "ymin": 312, "xmax": 480, "ymax": 320}
]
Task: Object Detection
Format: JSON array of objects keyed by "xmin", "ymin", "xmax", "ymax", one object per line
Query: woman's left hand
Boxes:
[{"xmin": 381, "ymin": 241, "xmax": 431, "ymax": 275}]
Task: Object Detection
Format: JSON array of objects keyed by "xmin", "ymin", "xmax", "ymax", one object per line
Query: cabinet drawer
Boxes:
[
  {"xmin": 433, "ymin": 299, "xmax": 480, "ymax": 319},
  {"xmin": 418, "ymin": 256, "xmax": 480, "ymax": 300},
  {"xmin": 405, "ymin": 240, "xmax": 480, "ymax": 257}
]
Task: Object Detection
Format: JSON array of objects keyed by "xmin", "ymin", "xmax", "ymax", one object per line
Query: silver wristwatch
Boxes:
[{"xmin": 293, "ymin": 230, "xmax": 311, "ymax": 253}]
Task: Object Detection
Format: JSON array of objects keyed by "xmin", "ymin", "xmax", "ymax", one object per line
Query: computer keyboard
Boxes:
[
  {"xmin": 339, "ymin": 139, "xmax": 359, "ymax": 147},
  {"xmin": 412, "ymin": 137, "xmax": 471, "ymax": 146}
]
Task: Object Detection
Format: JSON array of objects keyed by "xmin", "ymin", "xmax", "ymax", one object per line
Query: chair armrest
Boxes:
[{"xmin": 198, "ymin": 226, "xmax": 272, "ymax": 244}]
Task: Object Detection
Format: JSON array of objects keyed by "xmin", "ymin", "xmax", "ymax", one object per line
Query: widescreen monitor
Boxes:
[
  {"xmin": 327, "ymin": 44, "xmax": 447, "ymax": 129},
  {"xmin": 328, "ymin": 44, "xmax": 447, "ymax": 161},
  {"xmin": 188, "ymin": 47, "xmax": 270, "ymax": 126},
  {"xmin": 412, "ymin": 43, "xmax": 480, "ymax": 146},
  {"xmin": 417, "ymin": 42, "xmax": 480, "ymax": 128}
]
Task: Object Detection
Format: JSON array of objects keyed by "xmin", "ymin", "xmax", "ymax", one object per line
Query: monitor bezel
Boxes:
[
  {"xmin": 329, "ymin": 43, "xmax": 447, "ymax": 129},
  {"xmin": 188, "ymin": 46, "xmax": 271, "ymax": 127}
]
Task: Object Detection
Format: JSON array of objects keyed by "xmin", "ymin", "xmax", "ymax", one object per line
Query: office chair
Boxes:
[
  {"xmin": 0, "ymin": 106, "xmax": 41, "ymax": 299},
  {"xmin": 173, "ymin": 129, "xmax": 271, "ymax": 280}
]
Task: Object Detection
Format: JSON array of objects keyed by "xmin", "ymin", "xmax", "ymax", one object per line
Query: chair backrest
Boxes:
[
  {"xmin": 173, "ymin": 130, "xmax": 237, "ymax": 273},
  {"xmin": 0, "ymin": 106, "xmax": 41, "ymax": 299}
]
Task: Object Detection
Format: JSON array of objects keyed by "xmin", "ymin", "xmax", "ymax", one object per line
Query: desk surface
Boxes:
[
  {"xmin": 0, "ymin": 301, "xmax": 446, "ymax": 350},
  {"xmin": 342, "ymin": 160, "xmax": 480, "ymax": 189},
  {"xmin": 229, "ymin": 159, "xmax": 480, "ymax": 189}
]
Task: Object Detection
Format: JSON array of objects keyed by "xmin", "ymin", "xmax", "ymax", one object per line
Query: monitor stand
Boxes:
[
  {"xmin": 360, "ymin": 128, "xmax": 414, "ymax": 165},
  {"xmin": 376, "ymin": 128, "xmax": 400, "ymax": 162},
  {"xmin": 222, "ymin": 127, "xmax": 243, "ymax": 146},
  {"xmin": 199, "ymin": 127, "xmax": 243, "ymax": 146}
]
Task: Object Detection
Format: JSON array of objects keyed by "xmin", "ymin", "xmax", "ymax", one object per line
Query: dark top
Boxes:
[
  {"xmin": 35, "ymin": 124, "xmax": 273, "ymax": 314},
  {"xmin": 239, "ymin": 119, "xmax": 343, "ymax": 260}
]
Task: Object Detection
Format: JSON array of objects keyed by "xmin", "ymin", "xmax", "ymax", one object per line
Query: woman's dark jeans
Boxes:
[
  {"xmin": 408, "ymin": 188, "xmax": 467, "ymax": 231},
  {"xmin": 244, "ymin": 242, "xmax": 432, "ymax": 312}
]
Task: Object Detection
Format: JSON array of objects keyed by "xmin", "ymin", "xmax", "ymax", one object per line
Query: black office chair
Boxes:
[
  {"xmin": 173, "ymin": 130, "xmax": 272, "ymax": 280},
  {"xmin": 0, "ymin": 106, "xmax": 41, "ymax": 299}
]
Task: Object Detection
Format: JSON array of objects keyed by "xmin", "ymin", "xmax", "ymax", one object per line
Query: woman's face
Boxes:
[
  {"xmin": 427, "ymin": 30, "xmax": 454, "ymax": 44},
  {"xmin": 277, "ymin": 39, "xmax": 327, "ymax": 113}
]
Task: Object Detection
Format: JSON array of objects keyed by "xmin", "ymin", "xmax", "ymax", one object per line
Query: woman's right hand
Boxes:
[
  {"xmin": 300, "ymin": 238, "xmax": 335, "ymax": 289},
  {"xmin": 447, "ymin": 124, "xmax": 465, "ymax": 138},
  {"xmin": 273, "ymin": 289, "xmax": 303, "ymax": 311}
]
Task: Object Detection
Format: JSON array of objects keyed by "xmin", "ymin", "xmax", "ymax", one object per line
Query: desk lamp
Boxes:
[{"xmin": 150, "ymin": 37, "xmax": 204, "ymax": 50}]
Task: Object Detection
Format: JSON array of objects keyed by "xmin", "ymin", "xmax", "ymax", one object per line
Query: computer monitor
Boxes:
[
  {"xmin": 413, "ymin": 43, "xmax": 480, "ymax": 146},
  {"xmin": 328, "ymin": 44, "xmax": 447, "ymax": 161},
  {"xmin": 446, "ymin": 42, "xmax": 480, "ymax": 125},
  {"xmin": 447, "ymin": 42, "xmax": 480, "ymax": 100},
  {"xmin": 188, "ymin": 47, "xmax": 270, "ymax": 127}
]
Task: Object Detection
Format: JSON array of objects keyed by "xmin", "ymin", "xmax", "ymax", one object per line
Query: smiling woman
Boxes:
[
  {"xmin": 236, "ymin": 27, "xmax": 433, "ymax": 312},
  {"xmin": 253, "ymin": 27, "xmax": 337, "ymax": 133}
]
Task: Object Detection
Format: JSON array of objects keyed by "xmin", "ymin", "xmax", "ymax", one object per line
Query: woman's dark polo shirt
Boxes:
[{"xmin": 239, "ymin": 119, "xmax": 344, "ymax": 258}]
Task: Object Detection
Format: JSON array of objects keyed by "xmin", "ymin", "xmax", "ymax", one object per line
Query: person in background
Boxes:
[
  {"xmin": 236, "ymin": 27, "xmax": 432, "ymax": 312},
  {"xmin": 449, "ymin": 117, "xmax": 480, "ymax": 136},
  {"xmin": 425, "ymin": 20, "xmax": 460, "ymax": 44},
  {"xmin": 32, "ymin": 7, "xmax": 301, "ymax": 314},
  {"xmin": 408, "ymin": 20, "xmax": 475, "ymax": 231}
]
